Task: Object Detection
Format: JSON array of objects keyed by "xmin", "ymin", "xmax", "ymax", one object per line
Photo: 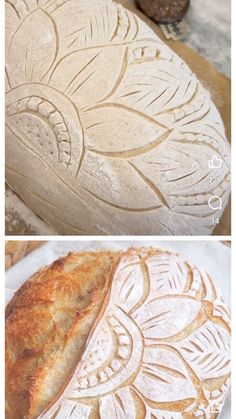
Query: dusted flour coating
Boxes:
[
  {"xmin": 38, "ymin": 249, "xmax": 231, "ymax": 418},
  {"xmin": 5, "ymin": 0, "xmax": 230, "ymax": 235},
  {"xmin": 6, "ymin": 248, "xmax": 230, "ymax": 418}
]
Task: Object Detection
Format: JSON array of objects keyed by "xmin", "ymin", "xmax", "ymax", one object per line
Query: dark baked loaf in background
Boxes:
[{"xmin": 136, "ymin": 0, "xmax": 190, "ymax": 23}]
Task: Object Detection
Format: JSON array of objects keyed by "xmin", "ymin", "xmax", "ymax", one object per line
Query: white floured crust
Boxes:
[
  {"xmin": 30, "ymin": 247, "xmax": 231, "ymax": 419},
  {"xmin": 5, "ymin": 0, "xmax": 230, "ymax": 235}
]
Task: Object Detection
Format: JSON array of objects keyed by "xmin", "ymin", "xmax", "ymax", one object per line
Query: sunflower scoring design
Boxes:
[
  {"xmin": 6, "ymin": 0, "xmax": 230, "ymax": 235},
  {"xmin": 37, "ymin": 248, "xmax": 231, "ymax": 419}
]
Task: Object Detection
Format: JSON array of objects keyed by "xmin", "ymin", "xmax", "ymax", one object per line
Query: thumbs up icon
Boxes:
[{"xmin": 208, "ymin": 155, "xmax": 222, "ymax": 169}]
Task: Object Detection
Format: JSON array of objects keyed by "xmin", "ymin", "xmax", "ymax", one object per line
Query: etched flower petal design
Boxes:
[
  {"xmin": 77, "ymin": 104, "xmax": 169, "ymax": 209},
  {"xmin": 6, "ymin": 0, "xmax": 230, "ymax": 235},
  {"xmin": 5, "ymin": 2, "xmax": 20, "ymax": 54},
  {"xmin": 49, "ymin": 46, "xmax": 128, "ymax": 109},
  {"xmin": 78, "ymin": 151, "xmax": 163, "ymax": 210},
  {"xmin": 133, "ymin": 296, "xmax": 201, "ymax": 340},
  {"xmin": 145, "ymin": 253, "xmax": 188, "ymax": 297},
  {"xmin": 129, "ymin": 133, "xmax": 230, "ymax": 217},
  {"xmin": 37, "ymin": 250, "xmax": 230, "ymax": 418},
  {"xmin": 99, "ymin": 388, "xmax": 136, "ymax": 419},
  {"xmin": 133, "ymin": 346, "xmax": 196, "ymax": 403},
  {"xmin": 112, "ymin": 49, "xmax": 198, "ymax": 120},
  {"xmin": 80, "ymin": 105, "xmax": 167, "ymax": 153},
  {"xmin": 176, "ymin": 321, "xmax": 231, "ymax": 380},
  {"xmin": 7, "ymin": 9, "xmax": 57, "ymax": 87},
  {"xmin": 110, "ymin": 252, "xmax": 144, "ymax": 311},
  {"xmin": 45, "ymin": 400, "xmax": 91, "ymax": 419},
  {"xmin": 52, "ymin": 0, "xmax": 139, "ymax": 55}
]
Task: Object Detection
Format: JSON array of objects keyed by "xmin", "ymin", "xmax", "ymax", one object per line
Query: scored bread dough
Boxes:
[
  {"xmin": 5, "ymin": 0, "xmax": 230, "ymax": 235},
  {"xmin": 6, "ymin": 248, "xmax": 231, "ymax": 418}
]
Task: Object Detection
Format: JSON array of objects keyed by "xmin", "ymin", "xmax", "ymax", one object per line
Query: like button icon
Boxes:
[{"xmin": 208, "ymin": 155, "xmax": 222, "ymax": 169}]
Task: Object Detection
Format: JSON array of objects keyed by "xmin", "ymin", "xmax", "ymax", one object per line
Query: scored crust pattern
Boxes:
[
  {"xmin": 38, "ymin": 249, "xmax": 231, "ymax": 419},
  {"xmin": 6, "ymin": 0, "xmax": 231, "ymax": 235}
]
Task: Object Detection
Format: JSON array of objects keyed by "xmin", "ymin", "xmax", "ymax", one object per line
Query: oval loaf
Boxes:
[{"xmin": 5, "ymin": 0, "xmax": 230, "ymax": 235}]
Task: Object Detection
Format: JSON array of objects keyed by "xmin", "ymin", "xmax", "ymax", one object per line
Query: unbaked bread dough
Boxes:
[
  {"xmin": 5, "ymin": 0, "xmax": 231, "ymax": 235},
  {"xmin": 6, "ymin": 248, "xmax": 230, "ymax": 418}
]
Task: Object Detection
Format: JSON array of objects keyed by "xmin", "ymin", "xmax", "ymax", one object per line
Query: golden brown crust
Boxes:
[{"xmin": 5, "ymin": 251, "xmax": 120, "ymax": 419}]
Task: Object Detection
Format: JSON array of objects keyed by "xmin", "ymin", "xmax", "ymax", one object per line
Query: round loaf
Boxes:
[
  {"xmin": 5, "ymin": 0, "xmax": 230, "ymax": 235},
  {"xmin": 6, "ymin": 248, "xmax": 231, "ymax": 418},
  {"xmin": 136, "ymin": 0, "xmax": 190, "ymax": 23}
]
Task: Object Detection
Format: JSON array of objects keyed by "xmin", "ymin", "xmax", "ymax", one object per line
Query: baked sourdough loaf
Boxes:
[
  {"xmin": 5, "ymin": 0, "xmax": 230, "ymax": 235},
  {"xmin": 6, "ymin": 248, "xmax": 231, "ymax": 418}
]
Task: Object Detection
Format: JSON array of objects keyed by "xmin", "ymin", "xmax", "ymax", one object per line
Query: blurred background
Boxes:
[{"xmin": 128, "ymin": 0, "xmax": 231, "ymax": 77}]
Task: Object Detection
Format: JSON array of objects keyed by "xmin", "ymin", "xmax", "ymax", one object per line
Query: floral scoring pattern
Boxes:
[
  {"xmin": 38, "ymin": 248, "xmax": 231, "ymax": 419},
  {"xmin": 6, "ymin": 0, "xmax": 231, "ymax": 235}
]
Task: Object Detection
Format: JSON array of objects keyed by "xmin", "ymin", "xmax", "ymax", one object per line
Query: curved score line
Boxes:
[
  {"xmin": 88, "ymin": 129, "xmax": 172, "ymax": 159},
  {"xmin": 81, "ymin": 186, "xmax": 162, "ymax": 213}
]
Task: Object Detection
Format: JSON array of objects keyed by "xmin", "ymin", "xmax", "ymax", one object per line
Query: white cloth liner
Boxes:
[{"xmin": 5, "ymin": 240, "xmax": 231, "ymax": 418}]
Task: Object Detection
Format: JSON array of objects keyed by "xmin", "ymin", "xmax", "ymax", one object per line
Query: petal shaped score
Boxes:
[
  {"xmin": 112, "ymin": 50, "xmax": 197, "ymax": 121},
  {"xmin": 5, "ymin": 2, "xmax": 20, "ymax": 53},
  {"xmin": 81, "ymin": 104, "xmax": 167, "ymax": 153},
  {"xmin": 78, "ymin": 151, "xmax": 163, "ymax": 210},
  {"xmin": 130, "ymin": 133, "xmax": 229, "ymax": 217},
  {"xmin": 176, "ymin": 321, "xmax": 231, "ymax": 381},
  {"xmin": 110, "ymin": 252, "xmax": 144, "ymax": 312},
  {"xmin": 145, "ymin": 410, "xmax": 182, "ymax": 419},
  {"xmin": 133, "ymin": 297, "xmax": 201, "ymax": 340},
  {"xmin": 8, "ymin": 9, "xmax": 57, "ymax": 87},
  {"xmin": 134, "ymin": 347, "xmax": 196, "ymax": 403},
  {"xmin": 99, "ymin": 388, "xmax": 136, "ymax": 419},
  {"xmin": 39, "ymin": 400, "xmax": 91, "ymax": 419},
  {"xmin": 145, "ymin": 253, "xmax": 188, "ymax": 297},
  {"xmin": 49, "ymin": 46, "xmax": 127, "ymax": 109},
  {"xmin": 52, "ymin": 2, "xmax": 138, "ymax": 56}
]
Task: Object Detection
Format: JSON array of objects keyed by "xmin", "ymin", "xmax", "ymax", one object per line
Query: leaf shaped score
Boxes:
[
  {"xmin": 78, "ymin": 151, "xmax": 164, "ymax": 210},
  {"xmin": 81, "ymin": 104, "xmax": 167, "ymax": 153},
  {"xmin": 7, "ymin": 9, "xmax": 58, "ymax": 87},
  {"xmin": 112, "ymin": 50, "xmax": 198, "ymax": 120},
  {"xmin": 110, "ymin": 252, "xmax": 144, "ymax": 312},
  {"xmin": 177, "ymin": 321, "xmax": 231, "ymax": 381},
  {"xmin": 133, "ymin": 347, "xmax": 196, "ymax": 403},
  {"xmin": 145, "ymin": 253, "xmax": 188, "ymax": 297},
  {"xmin": 49, "ymin": 46, "xmax": 128, "ymax": 109},
  {"xmin": 99, "ymin": 388, "xmax": 136, "ymax": 419},
  {"xmin": 45, "ymin": 400, "xmax": 91, "ymax": 419},
  {"xmin": 133, "ymin": 296, "xmax": 201, "ymax": 340},
  {"xmin": 129, "ymin": 132, "xmax": 230, "ymax": 218},
  {"xmin": 52, "ymin": 1, "xmax": 139, "ymax": 55}
]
